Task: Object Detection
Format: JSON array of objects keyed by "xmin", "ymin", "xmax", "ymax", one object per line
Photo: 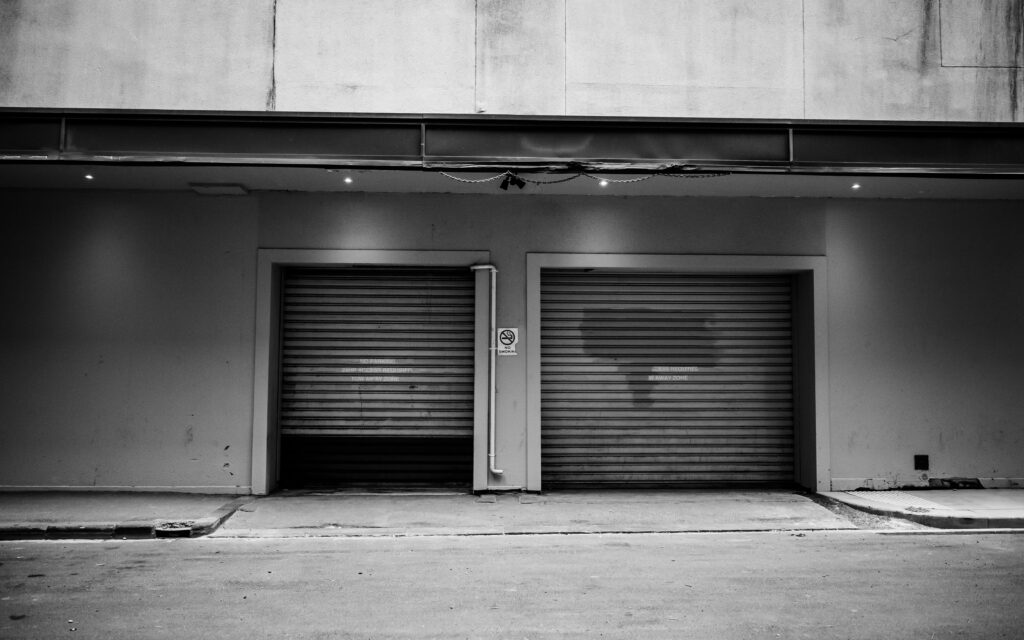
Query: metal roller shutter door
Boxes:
[
  {"xmin": 279, "ymin": 266, "xmax": 475, "ymax": 487},
  {"xmin": 541, "ymin": 270, "xmax": 795, "ymax": 488}
]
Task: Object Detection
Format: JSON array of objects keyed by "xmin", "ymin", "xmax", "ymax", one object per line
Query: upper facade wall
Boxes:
[{"xmin": 1, "ymin": 0, "xmax": 1021, "ymax": 121}]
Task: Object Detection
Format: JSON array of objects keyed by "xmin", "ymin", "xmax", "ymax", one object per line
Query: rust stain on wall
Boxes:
[
  {"xmin": 1014, "ymin": 0, "xmax": 1024, "ymax": 64},
  {"xmin": 941, "ymin": 0, "xmax": 1024, "ymax": 67},
  {"xmin": 919, "ymin": 0, "xmax": 938, "ymax": 72},
  {"xmin": 1011, "ymin": 0, "xmax": 1023, "ymax": 117},
  {"xmin": 265, "ymin": 0, "xmax": 278, "ymax": 110},
  {"xmin": 0, "ymin": 0, "xmax": 22, "ymax": 96}
]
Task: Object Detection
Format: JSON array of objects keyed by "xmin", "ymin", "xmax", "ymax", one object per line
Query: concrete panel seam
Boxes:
[
  {"xmin": 563, "ymin": 0, "xmax": 568, "ymax": 114},
  {"xmin": 801, "ymin": 0, "xmax": 806, "ymax": 119},
  {"xmin": 474, "ymin": 0, "xmax": 478, "ymax": 112},
  {"xmin": 267, "ymin": 0, "xmax": 278, "ymax": 110}
]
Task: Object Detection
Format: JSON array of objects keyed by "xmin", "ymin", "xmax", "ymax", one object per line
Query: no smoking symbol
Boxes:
[{"xmin": 499, "ymin": 329, "xmax": 517, "ymax": 346}]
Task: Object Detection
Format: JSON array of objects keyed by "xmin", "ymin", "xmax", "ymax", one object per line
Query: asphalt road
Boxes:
[{"xmin": 2, "ymin": 532, "xmax": 1022, "ymax": 639}]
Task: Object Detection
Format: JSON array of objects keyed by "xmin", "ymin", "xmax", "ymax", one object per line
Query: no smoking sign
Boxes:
[{"xmin": 497, "ymin": 328, "xmax": 519, "ymax": 356}]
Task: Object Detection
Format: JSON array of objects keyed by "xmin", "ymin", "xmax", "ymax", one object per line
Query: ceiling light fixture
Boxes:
[
  {"xmin": 599, "ymin": 179, "xmax": 609, "ymax": 187},
  {"xmin": 851, "ymin": 183, "xmax": 861, "ymax": 190},
  {"xmin": 84, "ymin": 174, "xmax": 94, "ymax": 180},
  {"xmin": 343, "ymin": 176, "xmax": 353, "ymax": 184}
]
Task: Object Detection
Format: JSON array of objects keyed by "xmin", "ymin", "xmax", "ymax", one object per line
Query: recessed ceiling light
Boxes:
[
  {"xmin": 84, "ymin": 174, "xmax": 94, "ymax": 180},
  {"xmin": 599, "ymin": 179, "xmax": 609, "ymax": 187},
  {"xmin": 851, "ymin": 183, "xmax": 861, "ymax": 190},
  {"xmin": 343, "ymin": 176, "xmax": 353, "ymax": 184}
]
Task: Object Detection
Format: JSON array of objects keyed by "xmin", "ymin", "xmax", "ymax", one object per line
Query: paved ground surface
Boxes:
[
  {"xmin": 0, "ymin": 493, "xmax": 231, "ymax": 525},
  {"xmin": 1, "ymin": 489, "xmax": 1022, "ymax": 539},
  {"xmin": 2, "ymin": 531, "xmax": 1022, "ymax": 639},
  {"xmin": 211, "ymin": 490, "xmax": 857, "ymax": 538},
  {"xmin": 824, "ymin": 490, "xmax": 1024, "ymax": 529},
  {"xmin": 0, "ymin": 493, "xmax": 248, "ymax": 539}
]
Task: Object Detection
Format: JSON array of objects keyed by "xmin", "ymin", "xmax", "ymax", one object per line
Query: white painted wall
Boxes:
[{"xmin": 1, "ymin": 0, "xmax": 1020, "ymax": 120}]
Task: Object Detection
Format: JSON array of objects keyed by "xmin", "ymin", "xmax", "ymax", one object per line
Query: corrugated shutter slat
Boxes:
[
  {"xmin": 541, "ymin": 269, "xmax": 795, "ymax": 488},
  {"xmin": 280, "ymin": 267, "xmax": 475, "ymax": 439}
]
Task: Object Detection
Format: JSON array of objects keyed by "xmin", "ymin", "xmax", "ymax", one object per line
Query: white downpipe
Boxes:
[{"xmin": 470, "ymin": 265, "xmax": 503, "ymax": 476}]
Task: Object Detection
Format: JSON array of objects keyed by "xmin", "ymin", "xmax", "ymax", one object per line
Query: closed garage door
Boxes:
[
  {"xmin": 541, "ymin": 269, "xmax": 795, "ymax": 488},
  {"xmin": 279, "ymin": 266, "xmax": 475, "ymax": 488}
]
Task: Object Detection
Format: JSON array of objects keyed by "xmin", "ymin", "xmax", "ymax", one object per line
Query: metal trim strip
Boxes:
[{"xmin": 1, "ymin": 109, "xmax": 1023, "ymax": 175}]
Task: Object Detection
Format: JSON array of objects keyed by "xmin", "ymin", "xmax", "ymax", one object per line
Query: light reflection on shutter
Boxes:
[{"xmin": 280, "ymin": 267, "xmax": 475, "ymax": 438}]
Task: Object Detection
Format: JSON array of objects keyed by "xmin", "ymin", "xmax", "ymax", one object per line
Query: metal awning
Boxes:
[{"xmin": 2, "ymin": 108, "xmax": 1024, "ymax": 175}]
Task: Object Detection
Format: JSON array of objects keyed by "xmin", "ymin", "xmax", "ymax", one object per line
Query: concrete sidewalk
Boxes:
[
  {"xmin": 823, "ymin": 489, "xmax": 1024, "ymax": 529},
  {"xmin": 209, "ymin": 490, "xmax": 857, "ymax": 538},
  {"xmin": 0, "ymin": 492, "xmax": 251, "ymax": 539},
  {"xmin": 1, "ymin": 489, "xmax": 1022, "ymax": 540},
  {"xmin": 0, "ymin": 490, "xmax": 855, "ymax": 539}
]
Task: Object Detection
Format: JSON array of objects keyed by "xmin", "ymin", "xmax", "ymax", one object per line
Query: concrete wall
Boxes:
[
  {"xmin": 804, "ymin": 0, "xmax": 1024, "ymax": 121},
  {"xmin": 257, "ymin": 193, "xmax": 826, "ymax": 491},
  {"xmin": 5, "ymin": 188, "xmax": 1022, "ymax": 491},
  {"xmin": 274, "ymin": 0, "xmax": 476, "ymax": 113},
  {"xmin": 0, "ymin": 0, "xmax": 275, "ymax": 110},
  {"xmin": 0, "ymin": 191, "xmax": 258, "ymax": 491},
  {"xmin": 2, "ymin": 0, "xmax": 1021, "ymax": 121},
  {"xmin": 826, "ymin": 200, "xmax": 1024, "ymax": 489}
]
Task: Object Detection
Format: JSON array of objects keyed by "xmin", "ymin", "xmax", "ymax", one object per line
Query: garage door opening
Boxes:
[
  {"xmin": 541, "ymin": 269, "xmax": 796, "ymax": 489},
  {"xmin": 278, "ymin": 266, "xmax": 475, "ymax": 490}
]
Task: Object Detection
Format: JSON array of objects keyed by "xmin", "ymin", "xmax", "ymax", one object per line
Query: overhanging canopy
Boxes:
[{"xmin": 2, "ymin": 109, "xmax": 1024, "ymax": 176}]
